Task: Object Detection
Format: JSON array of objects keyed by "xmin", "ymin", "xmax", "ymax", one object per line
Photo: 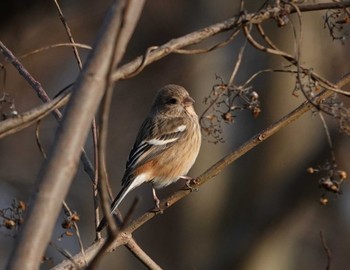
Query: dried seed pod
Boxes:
[
  {"xmin": 320, "ymin": 197, "xmax": 328, "ymax": 206},
  {"xmin": 4, "ymin": 219, "xmax": 16, "ymax": 229},
  {"xmin": 338, "ymin": 170, "xmax": 347, "ymax": 180}
]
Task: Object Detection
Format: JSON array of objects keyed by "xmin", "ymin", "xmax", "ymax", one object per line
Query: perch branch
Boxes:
[{"xmin": 52, "ymin": 69, "xmax": 350, "ymax": 269}]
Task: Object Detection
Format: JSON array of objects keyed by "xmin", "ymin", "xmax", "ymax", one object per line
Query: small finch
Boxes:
[{"xmin": 97, "ymin": 84, "xmax": 201, "ymax": 231}]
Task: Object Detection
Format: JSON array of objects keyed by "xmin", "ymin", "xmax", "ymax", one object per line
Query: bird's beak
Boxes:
[{"xmin": 183, "ymin": 96, "xmax": 195, "ymax": 106}]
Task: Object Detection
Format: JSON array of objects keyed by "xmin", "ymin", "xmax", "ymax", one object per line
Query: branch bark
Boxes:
[
  {"xmin": 0, "ymin": 91, "xmax": 69, "ymax": 139},
  {"xmin": 6, "ymin": 0, "xmax": 144, "ymax": 269}
]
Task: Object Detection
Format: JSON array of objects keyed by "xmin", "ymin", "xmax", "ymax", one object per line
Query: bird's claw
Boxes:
[{"xmin": 185, "ymin": 178, "xmax": 199, "ymax": 192}]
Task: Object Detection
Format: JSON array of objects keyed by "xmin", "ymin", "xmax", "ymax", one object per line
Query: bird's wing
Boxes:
[{"xmin": 122, "ymin": 116, "xmax": 187, "ymax": 185}]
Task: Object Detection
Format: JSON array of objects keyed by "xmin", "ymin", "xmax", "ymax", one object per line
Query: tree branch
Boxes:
[
  {"xmin": 0, "ymin": 41, "xmax": 96, "ymax": 181},
  {"xmin": 0, "ymin": 41, "xmax": 62, "ymax": 120},
  {"xmin": 104, "ymin": 75, "xmax": 350, "ymax": 253},
  {"xmin": 125, "ymin": 238, "xmax": 163, "ymax": 270},
  {"xmin": 6, "ymin": 0, "xmax": 144, "ymax": 269},
  {"xmin": 0, "ymin": 90, "xmax": 69, "ymax": 139},
  {"xmin": 111, "ymin": 1, "xmax": 350, "ymax": 81}
]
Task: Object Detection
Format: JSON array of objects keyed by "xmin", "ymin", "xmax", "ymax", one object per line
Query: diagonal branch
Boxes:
[
  {"xmin": 52, "ymin": 68, "xmax": 350, "ymax": 269},
  {"xmin": 0, "ymin": 41, "xmax": 62, "ymax": 120},
  {"xmin": 53, "ymin": 0, "xmax": 83, "ymax": 70},
  {"xmin": 107, "ymin": 72, "xmax": 350, "ymax": 250},
  {"xmin": 125, "ymin": 238, "xmax": 163, "ymax": 270}
]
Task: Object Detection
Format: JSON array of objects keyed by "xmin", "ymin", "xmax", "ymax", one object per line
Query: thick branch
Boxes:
[{"xmin": 6, "ymin": 1, "xmax": 144, "ymax": 269}]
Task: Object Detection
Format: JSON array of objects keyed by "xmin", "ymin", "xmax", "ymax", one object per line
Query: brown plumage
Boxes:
[{"xmin": 97, "ymin": 84, "xmax": 201, "ymax": 232}]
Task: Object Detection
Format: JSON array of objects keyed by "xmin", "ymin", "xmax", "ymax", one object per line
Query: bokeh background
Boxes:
[{"xmin": 1, "ymin": 1, "xmax": 350, "ymax": 269}]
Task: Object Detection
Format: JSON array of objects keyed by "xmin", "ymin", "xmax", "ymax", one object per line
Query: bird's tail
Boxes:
[{"xmin": 96, "ymin": 175, "xmax": 143, "ymax": 232}]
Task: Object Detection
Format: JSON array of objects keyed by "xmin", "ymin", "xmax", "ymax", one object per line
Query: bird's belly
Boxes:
[{"xmin": 151, "ymin": 137, "xmax": 200, "ymax": 188}]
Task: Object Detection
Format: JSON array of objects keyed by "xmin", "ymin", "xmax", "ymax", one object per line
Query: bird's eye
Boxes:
[{"xmin": 167, "ymin": 98, "xmax": 178, "ymax": 104}]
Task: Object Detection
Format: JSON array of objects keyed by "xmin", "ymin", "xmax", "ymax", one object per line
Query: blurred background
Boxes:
[{"xmin": 1, "ymin": 0, "xmax": 350, "ymax": 269}]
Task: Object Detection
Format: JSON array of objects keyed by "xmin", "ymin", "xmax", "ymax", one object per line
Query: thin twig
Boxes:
[
  {"xmin": 256, "ymin": 24, "xmax": 279, "ymax": 50},
  {"xmin": 49, "ymin": 241, "xmax": 79, "ymax": 268},
  {"xmin": 0, "ymin": 63, "xmax": 7, "ymax": 91},
  {"xmin": 242, "ymin": 68, "xmax": 276, "ymax": 88},
  {"xmin": 62, "ymin": 201, "xmax": 87, "ymax": 266},
  {"xmin": 92, "ymin": 120, "xmax": 101, "ymax": 239},
  {"xmin": 318, "ymin": 112, "xmax": 336, "ymax": 163},
  {"xmin": 228, "ymin": 30, "xmax": 248, "ymax": 85},
  {"xmin": 0, "ymin": 41, "xmax": 62, "ymax": 120},
  {"xmin": 320, "ymin": 231, "xmax": 332, "ymax": 270},
  {"xmin": 291, "ymin": 2, "xmax": 320, "ymax": 108},
  {"xmin": 53, "ymin": 0, "xmax": 83, "ymax": 69},
  {"xmin": 243, "ymin": 24, "xmax": 295, "ymax": 62},
  {"xmin": 199, "ymin": 85, "xmax": 226, "ymax": 127},
  {"xmin": 243, "ymin": 24, "xmax": 350, "ymax": 97},
  {"xmin": 198, "ymin": 37, "xmax": 247, "ymax": 128},
  {"xmin": 239, "ymin": 0, "xmax": 244, "ymax": 12},
  {"xmin": 18, "ymin": 43, "xmax": 91, "ymax": 59},
  {"xmin": 35, "ymin": 121, "xmax": 47, "ymax": 159},
  {"xmin": 125, "ymin": 238, "xmax": 163, "ymax": 270},
  {"xmin": 289, "ymin": 2, "xmax": 303, "ymax": 58},
  {"xmin": 122, "ymin": 46, "xmax": 159, "ymax": 79},
  {"xmin": 174, "ymin": 28, "xmax": 240, "ymax": 55}
]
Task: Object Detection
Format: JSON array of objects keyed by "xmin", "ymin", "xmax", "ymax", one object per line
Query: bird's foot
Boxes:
[
  {"xmin": 152, "ymin": 187, "xmax": 163, "ymax": 213},
  {"xmin": 181, "ymin": 176, "xmax": 199, "ymax": 192}
]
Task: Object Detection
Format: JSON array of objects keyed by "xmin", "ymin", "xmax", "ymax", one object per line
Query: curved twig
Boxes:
[
  {"xmin": 174, "ymin": 28, "xmax": 241, "ymax": 55},
  {"xmin": 18, "ymin": 43, "xmax": 92, "ymax": 59}
]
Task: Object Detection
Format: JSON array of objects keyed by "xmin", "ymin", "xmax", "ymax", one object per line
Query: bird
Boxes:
[{"xmin": 97, "ymin": 84, "xmax": 201, "ymax": 232}]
